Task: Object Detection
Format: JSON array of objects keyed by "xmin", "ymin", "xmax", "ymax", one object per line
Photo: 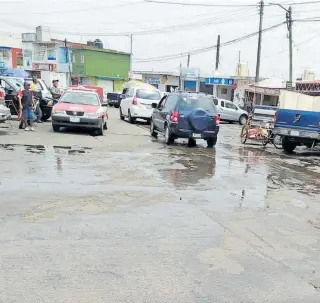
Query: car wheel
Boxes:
[
  {"xmin": 188, "ymin": 138, "xmax": 197, "ymax": 147},
  {"xmin": 239, "ymin": 114, "xmax": 248, "ymax": 125},
  {"xmin": 52, "ymin": 124, "xmax": 60, "ymax": 132},
  {"xmin": 207, "ymin": 137, "xmax": 217, "ymax": 148},
  {"xmin": 282, "ymin": 137, "xmax": 296, "ymax": 153},
  {"xmin": 114, "ymin": 105, "xmax": 119, "ymax": 109},
  {"xmin": 150, "ymin": 120, "xmax": 158, "ymax": 138},
  {"xmin": 128, "ymin": 110, "xmax": 135, "ymax": 124},
  {"xmin": 164, "ymin": 124, "xmax": 174, "ymax": 145},
  {"xmin": 120, "ymin": 107, "xmax": 125, "ymax": 120},
  {"xmin": 95, "ymin": 120, "xmax": 104, "ymax": 136},
  {"xmin": 42, "ymin": 114, "xmax": 50, "ymax": 122}
]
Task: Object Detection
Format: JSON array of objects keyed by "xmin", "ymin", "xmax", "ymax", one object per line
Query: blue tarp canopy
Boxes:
[{"xmin": 0, "ymin": 68, "xmax": 30, "ymax": 78}]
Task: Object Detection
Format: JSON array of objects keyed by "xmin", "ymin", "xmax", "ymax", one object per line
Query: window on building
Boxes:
[
  {"xmin": 80, "ymin": 54, "xmax": 85, "ymax": 64},
  {"xmin": 72, "ymin": 54, "xmax": 76, "ymax": 63},
  {"xmin": 221, "ymin": 88, "xmax": 228, "ymax": 95}
]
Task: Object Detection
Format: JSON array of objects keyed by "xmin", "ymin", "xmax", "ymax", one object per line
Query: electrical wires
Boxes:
[
  {"xmin": 133, "ymin": 22, "xmax": 286, "ymax": 62},
  {"xmin": 144, "ymin": 0, "xmax": 259, "ymax": 7}
]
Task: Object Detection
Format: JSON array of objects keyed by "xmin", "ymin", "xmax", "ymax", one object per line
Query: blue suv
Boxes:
[{"xmin": 150, "ymin": 92, "xmax": 220, "ymax": 147}]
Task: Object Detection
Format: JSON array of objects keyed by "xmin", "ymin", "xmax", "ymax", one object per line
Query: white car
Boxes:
[
  {"xmin": 213, "ymin": 97, "xmax": 248, "ymax": 125},
  {"xmin": 119, "ymin": 87, "xmax": 162, "ymax": 123},
  {"xmin": 0, "ymin": 88, "xmax": 11, "ymax": 124}
]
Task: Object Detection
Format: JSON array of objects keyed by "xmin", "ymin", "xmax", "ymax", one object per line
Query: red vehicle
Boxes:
[
  {"xmin": 51, "ymin": 87, "xmax": 108, "ymax": 136},
  {"xmin": 68, "ymin": 85, "xmax": 104, "ymax": 102}
]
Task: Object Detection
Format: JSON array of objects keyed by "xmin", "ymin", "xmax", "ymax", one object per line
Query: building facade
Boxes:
[
  {"xmin": 133, "ymin": 71, "xmax": 180, "ymax": 92},
  {"xmin": 22, "ymin": 26, "xmax": 72, "ymax": 88},
  {"xmin": 0, "ymin": 46, "xmax": 23, "ymax": 71},
  {"xmin": 71, "ymin": 46, "xmax": 130, "ymax": 93}
]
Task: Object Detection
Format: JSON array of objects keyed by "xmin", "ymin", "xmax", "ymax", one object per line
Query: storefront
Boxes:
[{"xmin": 140, "ymin": 72, "xmax": 179, "ymax": 92}]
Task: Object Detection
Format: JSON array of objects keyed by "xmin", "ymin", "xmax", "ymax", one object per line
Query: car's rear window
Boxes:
[
  {"xmin": 178, "ymin": 95, "xmax": 217, "ymax": 113},
  {"xmin": 136, "ymin": 89, "xmax": 161, "ymax": 100},
  {"xmin": 60, "ymin": 92, "xmax": 100, "ymax": 105}
]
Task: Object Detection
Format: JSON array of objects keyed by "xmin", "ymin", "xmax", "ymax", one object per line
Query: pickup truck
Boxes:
[
  {"xmin": 106, "ymin": 92, "xmax": 121, "ymax": 108},
  {"xmin": 272, "ymin": 91, "xmax": 320, "ymax": 153}
]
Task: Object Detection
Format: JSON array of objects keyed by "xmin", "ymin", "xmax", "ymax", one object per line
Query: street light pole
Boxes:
[{"xmin": 269, "ymin": 3, "xmax": 293, "ymax": 89}]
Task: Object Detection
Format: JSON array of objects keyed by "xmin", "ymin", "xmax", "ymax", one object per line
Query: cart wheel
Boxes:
[
  {"xmin": 272, "ymin": 135, "xmax": 283, "ymax": 149},
  {"xmin": 240, "ymin": 126, "xmax": 248, "ymax": 144},
  {"xmin": 262, "ymin": 137, "xmax": 269, "ymax": 146}
]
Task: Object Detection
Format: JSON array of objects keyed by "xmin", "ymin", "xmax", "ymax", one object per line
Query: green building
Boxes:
[{"xmin": 71, "ymin": 46, "xmax": 130, "ymax": 92}]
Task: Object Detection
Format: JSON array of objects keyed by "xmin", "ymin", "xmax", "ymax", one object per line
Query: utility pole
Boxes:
[
  {"xmin": 64, "ymin": 38, "xmax": 72, "ymax": 85},
  {"xmin": 255, "ymin": 0, "xmax": 264, "ymax": 83},
  {"xmin": 215, "ymin": 34, "xmax": 220, "ymax": 71},
  {"xmin": 129, "ymin": 34, "xmax": 133, "ymax": 79},
  {"xmin": 287, "ymin": 6, "xmax": 293, "ymax": 88},
  {"xmin": 187, "ymin": 53, "xmax": 190, "ymax": 67},
  {"xmin": 271, "ymin": 3, "xmax": 293, "ymax": 89}
]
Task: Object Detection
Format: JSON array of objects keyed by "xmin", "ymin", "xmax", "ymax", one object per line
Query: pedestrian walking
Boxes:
[
  {"xmin": 18, "ymin": 82, "xmax": 35, "ymax": 131},
  {"xmin": 30, "ymin": 77, "xmax": 43, "ymax": 123}
]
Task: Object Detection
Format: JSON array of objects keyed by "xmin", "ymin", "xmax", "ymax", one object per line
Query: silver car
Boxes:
[{"xmin": 213, "ymin": 98, "xmax": 248, "ymax": 125}]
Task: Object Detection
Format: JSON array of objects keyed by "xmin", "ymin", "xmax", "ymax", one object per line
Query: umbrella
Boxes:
[{"xmin": 0, "ymin": 68, "xmax": 30, "ymax": 78}]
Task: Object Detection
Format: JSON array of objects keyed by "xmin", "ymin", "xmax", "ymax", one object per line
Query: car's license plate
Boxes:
[
  {"xmin": 290, "ymin": 130, "xmax": 299, "ymax": 136},
  {"xmin": 192, "ymin": 133, "xmax": 201, "ymax": 138},
  {"xmin": 70, "ymin": 117, "xmax": 80, "ymax": 123}
]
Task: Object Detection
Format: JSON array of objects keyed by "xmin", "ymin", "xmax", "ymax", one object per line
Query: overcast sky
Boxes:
[{"xmin": 1, "ymin": 0, "xmax": 320, "ymax": 79}]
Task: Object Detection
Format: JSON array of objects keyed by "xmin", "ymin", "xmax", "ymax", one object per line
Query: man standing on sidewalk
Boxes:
[
  {"xmin": 18, "ymin": 82, "xmax": 35, "ymax": 131},
  {"xmin": 30, "ymin": 77, "xmax": 43, "ymax": 123}
]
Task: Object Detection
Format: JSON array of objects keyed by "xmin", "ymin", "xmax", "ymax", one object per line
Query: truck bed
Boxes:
[{"xmin": 273, "ymin": 108, "xmax": 320, "ymax": 140}]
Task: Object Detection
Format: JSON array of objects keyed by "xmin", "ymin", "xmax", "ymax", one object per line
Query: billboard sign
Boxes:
[{"xmin": 180, "ymin": 68, "xmax": 200, "ymax": 80}]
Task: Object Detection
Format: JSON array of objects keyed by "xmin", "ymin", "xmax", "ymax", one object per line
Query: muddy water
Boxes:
[{"xmin": 0, "ymin": 129, "xmax": 319, "ymax": 302}]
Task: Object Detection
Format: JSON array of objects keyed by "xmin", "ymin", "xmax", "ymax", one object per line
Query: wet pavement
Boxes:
[{"xmin": 0, "ymin": 108, "xmax": 319, "ymax": 302}]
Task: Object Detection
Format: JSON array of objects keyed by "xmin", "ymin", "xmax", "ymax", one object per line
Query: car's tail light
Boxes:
[
  {"xmin": 216, "ymin": 114, "xmax": 220, "ymax": 126},
  {"xmin": 170, "ymin": 111, "xmax": 179, "ymax": 123},
  {"xmin": 132, "ymin": 97, "xmax": 138, "ymax": 105}
]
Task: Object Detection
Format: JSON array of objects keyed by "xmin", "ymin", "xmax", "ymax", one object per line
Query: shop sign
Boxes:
[
  {"xmin": 32, "ymin": 63, "xmax": 57, "ymax": 71},
  {"xmin": 0, "ymin": 61, "xmax": 6, "ymax": 69},
  {"xmin": 145, "ymin": 76, "xmax": 160, "ymax": 85},
  {"xmin": 205, "ymin": 77, "xmax": 235, "ymax": 86},
  {"xmin": 180, "ymin": 68, "xmax": 200, "ymax": 80}
]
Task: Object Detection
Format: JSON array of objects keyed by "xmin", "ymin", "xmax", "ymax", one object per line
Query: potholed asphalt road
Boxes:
[{"xmin": 0, "ymin": 108, "xmax": 319, "ymax": 303}]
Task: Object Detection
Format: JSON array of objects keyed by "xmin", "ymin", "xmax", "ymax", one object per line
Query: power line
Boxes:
[
  {"xmin": 134, "ymin": 22, "xmax": 285, "ymax": 62},
  {"xmin": 48, "ymin": 8, "xmax": 257, "ymax": 37},
  {"xmin": 0, "ymin": 1, "xmax": 144, "ymax": 16},
  {"xmin": 144, "ymin": 0, "xmax": 259, "ymax": 7}
]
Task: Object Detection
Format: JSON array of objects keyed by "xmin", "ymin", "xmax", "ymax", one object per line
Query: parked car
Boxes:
[
  {"xmin": 51, "ymin": 88, "xmax": 108, "ymax": 136},
  {"xmin": 24, "ymin": 78, "xmax": 55, "ymax": 121},
  {"xmin": 213, "ymin": 97, "xmax": 248, "ymax": 125},
  {"xmin": 120, "ymin": 85, "xmax": 162, "ymax": 123},
  {"xmin": 0, "ymin": 87, "xmax": 11, "ymax": 124},
  {"xmin": 107, "ymin": 92, "xmax": 121, "ymax": 108},
  {"xmin": 150, "ymin": 92, "xmax": 220, "ymax": 147},
  {"xmin": 0, "ymin": 76, "xmax": 21, "ymax": 115}
]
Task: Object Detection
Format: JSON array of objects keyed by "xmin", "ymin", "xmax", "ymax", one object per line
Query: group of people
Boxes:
[{"xmin": 18, "ymin": 78, "xmax": 61, "ymax": 131}]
